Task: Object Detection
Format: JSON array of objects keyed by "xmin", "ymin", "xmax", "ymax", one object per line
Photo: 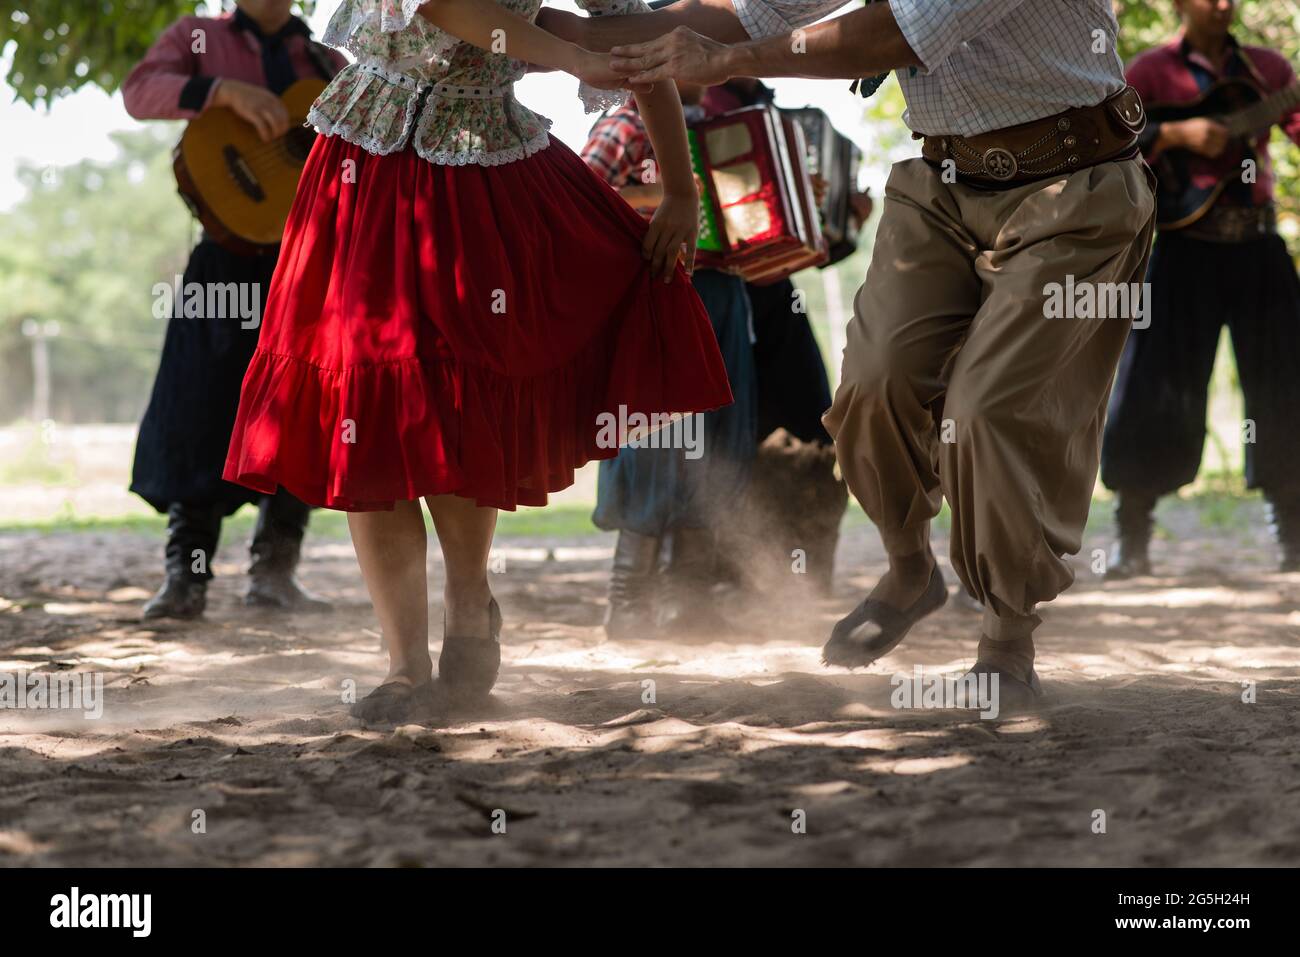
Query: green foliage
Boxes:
[
  {"xmin": 0, "ymin": 1, "xmax": 316, "ymax": 107},
  {"xmin": 1113, "ymin": 0, "xmax": 1300, "ymax": 62}
]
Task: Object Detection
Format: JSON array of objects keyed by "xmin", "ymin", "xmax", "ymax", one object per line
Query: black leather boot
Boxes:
[
  {"xmin": 660, "ymin": 526, "xmax": 729, "ymax": 634},
  {"xmin": 245, "ymin": 490, "xmax": 331, "ymax": 611},
  {"xmin": 1266, "ymin": 494, "xmax": 1300, "ymax": 572},
  {"xmin": 142, "ymin": 502, "xmax": 221, "ymax": 620},
  {"xmin": 604, "ymin": 531, "xmax": 661, "ymax": 639},
  {"xmin": 1106, "ymin": 491, "xmax": 1157, "ymax": 579}
]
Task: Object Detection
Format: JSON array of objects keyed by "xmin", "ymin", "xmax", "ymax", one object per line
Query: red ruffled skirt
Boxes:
[{"xmin": 223, "ymin": 133, "xmax": 733, "ymax": 511}]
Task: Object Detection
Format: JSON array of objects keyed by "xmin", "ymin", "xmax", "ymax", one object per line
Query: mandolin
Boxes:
[
  {"xmin": 1147, "ymin": 76, "xmax": 1300, "ymax": 229},
  {"xmin": 172, "ymin": 77, "xmax": 326, "ymax": 255}
]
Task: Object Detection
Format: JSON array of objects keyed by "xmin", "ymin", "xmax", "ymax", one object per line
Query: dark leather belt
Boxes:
[
  {"xmin": 920, "ymin": 86, "xmax": 1147, "ymax": 189},
  {"xmin": 1178, "ymin": 203, "xmax": 1277, "ymax": 244}
]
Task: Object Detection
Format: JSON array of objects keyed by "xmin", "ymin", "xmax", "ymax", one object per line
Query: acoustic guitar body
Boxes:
[{"xmin": 173, "ymin": 77, "xmax": 327, "ymax": 255}]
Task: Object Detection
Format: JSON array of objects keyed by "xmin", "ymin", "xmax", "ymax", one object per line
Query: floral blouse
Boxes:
[{"xmin": 309, "ymin": 0, "xmax": 649, "ymax": 167}]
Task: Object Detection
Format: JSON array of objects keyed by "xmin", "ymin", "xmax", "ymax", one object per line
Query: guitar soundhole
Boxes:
[
  {"xmin": 285, "ymin": 127, "xmax": 317, "ymax": 164},
  {"xmin": 223, "ymin": 145, "xmax": 266, "ymax": 202}
]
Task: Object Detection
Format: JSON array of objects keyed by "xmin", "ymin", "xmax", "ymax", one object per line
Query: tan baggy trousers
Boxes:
[{"xmin": 823, "ymin": 157, "xmax": 1156, "ymax": 641}]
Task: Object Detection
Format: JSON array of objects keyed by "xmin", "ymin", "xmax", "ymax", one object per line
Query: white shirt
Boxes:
[{"xmin": 729, "ymin": 0, "xmax": 1127, "ymax": 136}]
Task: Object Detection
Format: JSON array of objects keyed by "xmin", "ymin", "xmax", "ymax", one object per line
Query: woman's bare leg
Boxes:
[
  {"xmin": 424, "ymin": 494, "xmax": 497, "ymax": 637},
  {"xmin": 347, "ymin": 500, "xmax": 432, "ymax": 686}
]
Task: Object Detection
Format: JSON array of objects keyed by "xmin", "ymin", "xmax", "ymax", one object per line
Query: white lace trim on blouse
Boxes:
[{"xmin": 323, "ymin": 0, "xmax": 460, "ymax": 67}]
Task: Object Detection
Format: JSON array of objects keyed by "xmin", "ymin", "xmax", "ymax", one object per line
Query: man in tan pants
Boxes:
[
  {"xmin": 547, "ymin": 0, "xmax": 1156, "ymax": 706},
  {"xmin": 821, "ymin": 156, "xmax": 1154, "ymax": 689}
]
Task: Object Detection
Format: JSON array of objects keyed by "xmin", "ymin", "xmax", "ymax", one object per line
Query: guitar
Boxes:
[
  {"xmin": 172, "ymin": 78, "xmax": 327, "ymax": 255},
  {"xmin": 1148, "ymin": 76, "xmax": 1300, "ymax": 229}
]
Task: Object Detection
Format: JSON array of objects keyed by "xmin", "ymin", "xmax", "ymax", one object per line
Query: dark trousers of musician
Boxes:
[
  {"xmin": 747, "ymin": 277, "xmax": 834, "ymax": 445},
  {"xmin": 130, "ymin": 237, "xmax": 322, "ymax": 618},
  {"xmin": 1101, "ymin": 222, "xmax": 1300, "ymax": 571}
]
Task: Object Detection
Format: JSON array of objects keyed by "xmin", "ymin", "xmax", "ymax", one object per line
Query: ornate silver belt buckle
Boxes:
[{"xmin": 981, "ymin": 147, "xmax": 1018, "ymax": 181}]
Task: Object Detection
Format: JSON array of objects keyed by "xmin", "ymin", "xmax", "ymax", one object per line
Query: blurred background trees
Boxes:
[
  {"xmin": 0, "ymin": 1, "xmax": 316, "ymax": 106},
  {"xmin": 0, "ymin": 0, "xmax": 1296, "ymax": 424},
  {"xmin": 0, "ymin": 128, "xmax": 191, "ymax": 422}
]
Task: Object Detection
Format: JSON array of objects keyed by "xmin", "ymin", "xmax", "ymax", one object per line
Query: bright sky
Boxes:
[{"xmin": 0, "ymin": 2, "xmax": 885, "ymax": 212}]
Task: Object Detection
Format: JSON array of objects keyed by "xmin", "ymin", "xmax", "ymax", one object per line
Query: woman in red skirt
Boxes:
[{"xmin": 223, "ymin": 0, "xmax": 732, "ymax": 721}]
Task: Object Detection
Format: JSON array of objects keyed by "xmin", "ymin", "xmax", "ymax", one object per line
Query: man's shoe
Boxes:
[
  {"xmin": 145, "ymin": 501, "xmax": 221, "ymax": 620},
  {"xmin": 245, "ymin": 491, "xmax": 331, "ymax": 611},
  {"xmin": 1105, "ymin": 490, "xmax": 1157, "ymax": 579},
  {"xmin": 142, "ymin": 576, "xmax": 207, "ymax": 620},
  {"xmin": 245, "ymin": 569, "xmax": 331, "ymax": 611},
  {"xmin": 604, "ymin": 531, "xmax": 661, "ymax": 640},
  {"xmin": 1106, "ymin": 541, "xmax": 1152, "ymax": 579},
  {"xmin": 1266, "ymin": 495, "xmax": 1300, "ymax": 572},
  {"xmin": 822, "ymin": 565, "xmax": 948, "ymax": 668},
  {"xmin": 659, "ymin": 527, "xmax": 730, "ymax": 635},
  {"xmin": 964, "ymin": 660, "xmax": 1043, "ymax": 716}
]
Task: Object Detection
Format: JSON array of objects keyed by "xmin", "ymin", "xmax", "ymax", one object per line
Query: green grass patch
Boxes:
[
  {"xmin": 0, "ymin": 484, "xmax": 1262, "ymax": 542},
  {"xmin": 0, "ymin": 502, "xmax": 604, "ymax": 540}
]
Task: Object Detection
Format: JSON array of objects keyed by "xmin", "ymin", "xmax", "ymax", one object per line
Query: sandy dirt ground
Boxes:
[{"xmin": 1, "ymin": 505, "xmax": 1297, "ymax": 868}]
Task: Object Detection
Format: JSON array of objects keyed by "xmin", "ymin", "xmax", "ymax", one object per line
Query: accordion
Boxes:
[
  {"xmin": 687, "ymin": 105, "xmax": 828, "ymax": 286},
  {"xmin": 784, "ymin": 107, "xmax": 865, "ymax": 267}
]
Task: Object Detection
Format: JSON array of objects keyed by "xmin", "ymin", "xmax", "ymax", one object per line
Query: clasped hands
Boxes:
[{"xmin": 539, "ymin": 8, "xmax": 733, "ymax": 93}]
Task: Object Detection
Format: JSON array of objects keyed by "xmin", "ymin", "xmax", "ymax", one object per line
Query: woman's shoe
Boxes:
[
  {"xmin": 350, "ymin": 680, "xmax": 436, "ymax": 723},
  {"xmin": 437, "ymin": 597, "xmax": 502, "ymax": 703}
]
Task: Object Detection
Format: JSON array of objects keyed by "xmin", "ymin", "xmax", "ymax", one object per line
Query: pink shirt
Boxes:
[
  {"xmin": 121, "ymin": 11, "xmax": 346, "ymax": 121},
  {"xmin": 1128, "ymin": 35, "xmax": 1300, "ymax": 207}
]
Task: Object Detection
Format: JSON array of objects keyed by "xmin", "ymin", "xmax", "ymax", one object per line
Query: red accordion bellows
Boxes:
[{"xmin": 223, "ymin": 133, "xmax": 733, "ymax": 511}]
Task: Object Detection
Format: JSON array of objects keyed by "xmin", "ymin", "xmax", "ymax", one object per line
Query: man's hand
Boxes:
[
  {"xmin": 214, "ymin": 79, "xmax": 290, "ymax": 142},
  {"xmin": 610, "ymin": 26, "xmax": 732, "ymax": 86},
  {"xmin": 574, "ymin": 48, "xmax": 634, "ymax": 92},
  {"xmin": 849, "ymin": 188, "xmax": 873, "ymax": 227},
  {"xmin": 1168, "ymin": 117, "xmax": 1231, "ymax": 159},
  {"xmin": 810, "ymin": 174, "xmax": 828, "ymax": 208},
  {"xmin": 643, "ymin": 189, "xmax": 699, "ymax": 282}
]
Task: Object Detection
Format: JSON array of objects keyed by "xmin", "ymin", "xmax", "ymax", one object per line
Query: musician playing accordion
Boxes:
[{"xmin": 582, "ymin": 82, "xmax": 758, "ymax": 639}]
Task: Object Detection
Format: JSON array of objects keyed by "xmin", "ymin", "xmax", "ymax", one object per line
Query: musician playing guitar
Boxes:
[
  {"xmin": 123, "ymin": 1, "xmax": 345, "ymax": 620},
  {"xmin": 1101, "ymin": 0, "xmax": 1300, "ymax": 577}
]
